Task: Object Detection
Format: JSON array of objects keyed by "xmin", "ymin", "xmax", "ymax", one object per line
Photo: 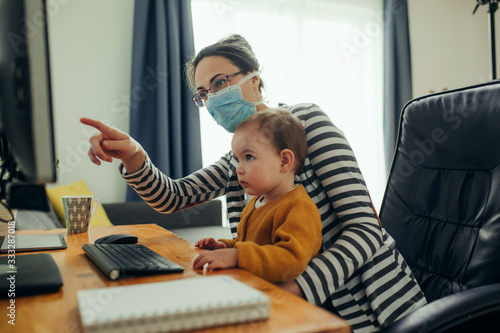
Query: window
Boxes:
[{"xmin": 191, "ymin": 0, "xmax": 385, "ymax": 209}]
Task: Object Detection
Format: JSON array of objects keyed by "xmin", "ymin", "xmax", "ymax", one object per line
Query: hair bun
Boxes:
[
  {"xmin": 219, "ymin": 34, "xmax": 253, "ymax": 51},
  {"xmin": 186, "ymin": 34, "xmax": 264, "ymax": 93}
]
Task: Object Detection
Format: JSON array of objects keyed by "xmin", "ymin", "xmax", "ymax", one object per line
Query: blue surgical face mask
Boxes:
[{"xmin": 206, "ymin": 71, "xmax": 263, "ymax": 133}]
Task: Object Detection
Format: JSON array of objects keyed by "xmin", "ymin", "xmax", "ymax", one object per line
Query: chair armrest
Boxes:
[{"xmin": 380, "ymin": 283, "xmax": 500, "ymax": 333}]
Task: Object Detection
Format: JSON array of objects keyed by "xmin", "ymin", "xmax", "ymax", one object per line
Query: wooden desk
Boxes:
[{"xmin": 0, "ymin": 224, "xmax": 350, "ymax": 333}]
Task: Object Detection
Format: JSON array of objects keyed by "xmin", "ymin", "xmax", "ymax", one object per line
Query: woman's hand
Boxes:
[
  {"xmin": 195, "ymin": 237, "xmax": 226, "ymax": 250},
  {"xmin": 193, "ymin": 248, "xmax": 238, "ymax": 271},
  {"xmin": 80, "ymin": 118, "xmax": 146, "ymax": 173},
  {"xmin": 274, "ymin": 280, "xmax": 306, "ymax": 299}
]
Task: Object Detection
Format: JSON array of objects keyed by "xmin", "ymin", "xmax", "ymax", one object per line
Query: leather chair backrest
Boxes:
[{"xmin": 379, "ymin": 80, "xmax": 500, "ymax": 303}]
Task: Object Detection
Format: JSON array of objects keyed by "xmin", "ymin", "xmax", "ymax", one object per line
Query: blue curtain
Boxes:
[
  {"xmin": 383, "ymin": 0, "xmax": 412, "ymax": 175},
  {"xmin": 127, "ymin": 0, "xmax": 202, "ymax": 201}
]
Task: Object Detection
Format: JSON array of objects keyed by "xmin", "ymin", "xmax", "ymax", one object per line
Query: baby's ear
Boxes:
[{"xmin": 280, "ymin": 149, "xmax": 295, "ymax": 172}]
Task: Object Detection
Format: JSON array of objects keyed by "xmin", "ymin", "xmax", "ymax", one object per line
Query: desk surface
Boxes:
[{"xmin": 0, "ymin": 224, "xmax": 350, "ymax": 333}]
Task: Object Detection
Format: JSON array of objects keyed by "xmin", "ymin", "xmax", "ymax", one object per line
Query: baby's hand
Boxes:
[
  {"xmin": 193, "ymin": 248, "xmax": 238, "ymax": 271},
  {"xmin": 195, "ymin": 238, "xmax": 226, "ymax": 250}
]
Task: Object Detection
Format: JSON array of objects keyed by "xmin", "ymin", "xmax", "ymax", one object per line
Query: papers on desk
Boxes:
[{"xmin": 77, "ymin": 275, "xmax": 270, "ymax": 333}]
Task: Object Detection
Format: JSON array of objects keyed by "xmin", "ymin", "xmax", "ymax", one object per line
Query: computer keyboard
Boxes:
[{"xmin": 82, "ymin": 243, "xmax": 184, "ymax": 280}]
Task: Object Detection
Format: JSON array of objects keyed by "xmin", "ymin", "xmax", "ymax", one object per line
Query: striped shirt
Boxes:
[{"xmin": 121, "ymin": 103, "xmax": 426, "ymax": 332}]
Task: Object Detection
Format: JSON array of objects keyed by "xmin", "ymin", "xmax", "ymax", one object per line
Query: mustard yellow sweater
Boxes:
[{"xmin": 219, "ymin": 185, "xmax": 322, "ymax": 282}]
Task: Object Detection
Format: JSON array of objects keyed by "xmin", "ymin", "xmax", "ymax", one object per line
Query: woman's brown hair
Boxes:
[{"xmin": 185, "ymin": 34, "xmax": 264, "ymax": 93}]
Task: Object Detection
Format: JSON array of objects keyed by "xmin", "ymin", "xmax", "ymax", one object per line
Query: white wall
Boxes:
[
  {"xmin": 408, "ymin": 0, "xmax": 500, "ymax": 98},
  {"xmin": 47, "ymin": 0, "xmax": 134, "ymax": 203}
]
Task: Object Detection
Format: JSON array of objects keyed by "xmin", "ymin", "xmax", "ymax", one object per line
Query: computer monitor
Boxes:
[{"xmin": 0, "ymin": 0, "xmax": 57, "ymax": 210}]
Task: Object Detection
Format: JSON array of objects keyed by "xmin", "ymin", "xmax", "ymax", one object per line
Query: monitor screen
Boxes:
[{"xmin": 0, "ymin": 0, "xmax": 57, "ymax": 209}]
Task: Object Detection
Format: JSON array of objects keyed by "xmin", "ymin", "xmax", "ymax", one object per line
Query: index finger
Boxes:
[{"xmin": 80, "ymin": 117, "xmax": 114, "ymax": 134}]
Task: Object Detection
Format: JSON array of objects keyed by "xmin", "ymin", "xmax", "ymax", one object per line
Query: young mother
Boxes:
[{"xmin": 81, "ymin": 34, "xmax": 426, "ymax": 332}]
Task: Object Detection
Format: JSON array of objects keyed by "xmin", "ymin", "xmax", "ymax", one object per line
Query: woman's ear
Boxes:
[
  {"xmin": 280, "ymin": 149, "xmax": 295, "ymax": 173},
  {"xmin": 251, "ymin": 74, "xmax": 260, "ymax": 89}
]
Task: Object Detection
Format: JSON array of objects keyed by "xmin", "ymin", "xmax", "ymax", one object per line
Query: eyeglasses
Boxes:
[{"xmin": 192, "ymin": 71, "xmax": 245, "ymax": 107}]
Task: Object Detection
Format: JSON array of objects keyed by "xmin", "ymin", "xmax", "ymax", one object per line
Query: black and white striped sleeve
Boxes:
[
  {"xmin": 293, "ymin": 104, "xmax": 384, "ymax": 305},
  {"xmin": 119, "ymin": 154, "xmax": 232, "ymax": 213}
]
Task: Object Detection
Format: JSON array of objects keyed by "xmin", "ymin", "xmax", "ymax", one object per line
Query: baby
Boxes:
[{"xmin": 193, "ymin": 108, "xmax": 322, "ymax": 282}]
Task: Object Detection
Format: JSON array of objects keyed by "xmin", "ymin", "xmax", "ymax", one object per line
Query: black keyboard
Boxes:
[{"xmin": 82, "ymin": 244, "xmax": 184, "ymax": 280}]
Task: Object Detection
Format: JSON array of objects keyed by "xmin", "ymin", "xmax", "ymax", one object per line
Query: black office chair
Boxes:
[{"xmin": 379, "ymin": 80, "xmax": 500, "ymax": 332}]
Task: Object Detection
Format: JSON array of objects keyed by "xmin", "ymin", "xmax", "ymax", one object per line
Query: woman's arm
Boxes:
[
  {"xmin": 80, "ymin": 117, "xmax": 232, "ymax": 213},
  {"xmin": 121, "ymin": 153, "xmax": 233, "ymax": 213},
  {"xmin": 292, "ymin": 104, "xmax": 384, "ymax": 304}
]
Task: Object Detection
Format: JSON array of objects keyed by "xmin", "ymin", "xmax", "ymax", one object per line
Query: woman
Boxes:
[{"xmin": 81, "ymin": 34, "xmax": 426, "ymax": 332}]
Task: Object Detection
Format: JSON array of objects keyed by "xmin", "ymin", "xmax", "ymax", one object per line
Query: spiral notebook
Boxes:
[{"xmin": 77, "ymin": 275, "xmax": 270, "ymax": 333}]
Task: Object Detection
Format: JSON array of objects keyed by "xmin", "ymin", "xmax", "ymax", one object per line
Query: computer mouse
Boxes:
[{"xmin": 94, "ymin": 234, "xmax": 138, "ymax": 245}]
